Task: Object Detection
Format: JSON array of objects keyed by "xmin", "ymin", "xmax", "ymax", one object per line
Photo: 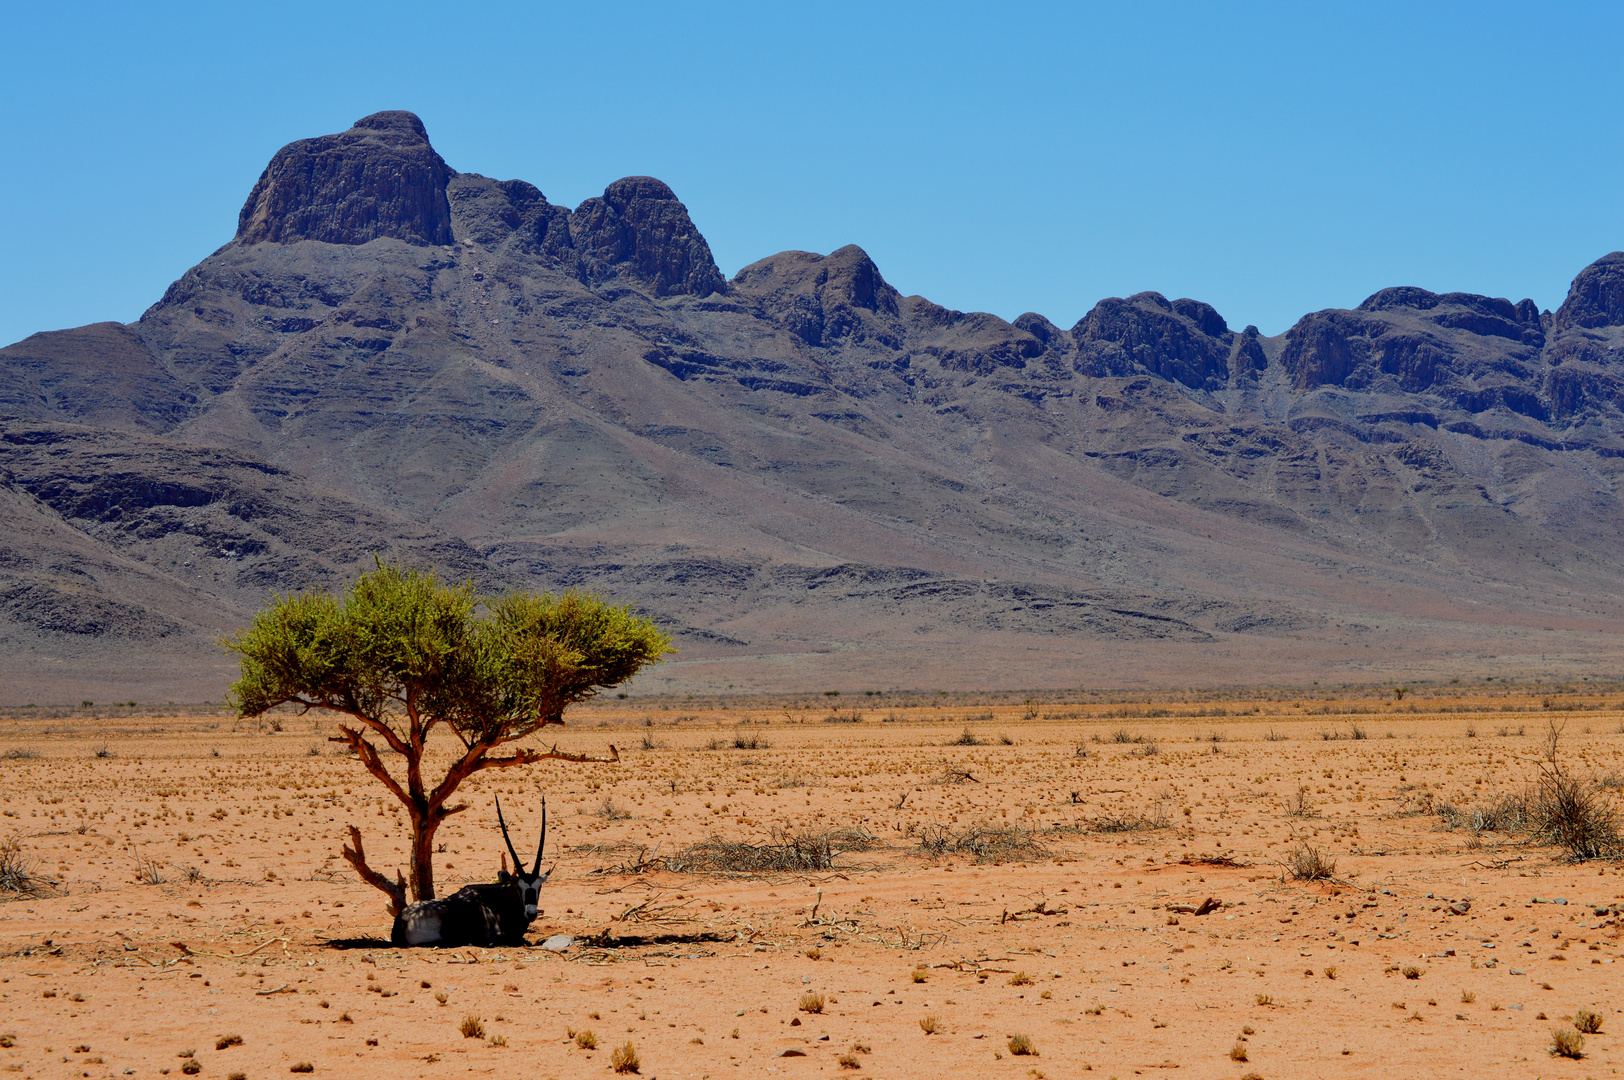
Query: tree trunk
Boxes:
[{"xmin": 409, "ymin": 811, "xmax": 441, "ymax": 901}]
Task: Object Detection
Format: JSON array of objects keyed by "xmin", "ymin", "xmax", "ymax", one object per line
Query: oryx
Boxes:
[{"xmin": 391, "ymin": 796, "xmax": 549, "ymax": 947}]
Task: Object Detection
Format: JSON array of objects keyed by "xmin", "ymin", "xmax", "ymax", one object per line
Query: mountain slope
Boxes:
[{"xmin": 4, "ymin": 111, "xmax": 1623, "ymax": 700}]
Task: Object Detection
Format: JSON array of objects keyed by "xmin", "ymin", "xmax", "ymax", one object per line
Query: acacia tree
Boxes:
[{"xmin": 226, "ymin": 563, "xmax": 671, "ymax": 913}]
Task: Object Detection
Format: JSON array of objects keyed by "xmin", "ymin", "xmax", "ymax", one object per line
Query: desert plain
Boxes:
[{"xmin": 4, "ymin": 687, "xmax": 1624, "ymax": 1079}]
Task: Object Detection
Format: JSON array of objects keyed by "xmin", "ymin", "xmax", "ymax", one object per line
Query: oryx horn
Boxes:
[
  {"xmin": 532, "ymin": 795, "xmax": 547, "ymax": 875},
  {"xmin": 494, "ymin": 795, "xmax": 525, "ymax": 875}
]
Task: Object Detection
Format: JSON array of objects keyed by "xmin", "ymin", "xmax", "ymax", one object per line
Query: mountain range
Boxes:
[{"xmin": 4, "ymin": 110, "xmax": 1623, "ymax": 703}]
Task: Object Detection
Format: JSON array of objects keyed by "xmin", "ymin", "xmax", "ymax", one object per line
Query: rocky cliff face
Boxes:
[
  {"xmin": 4, "ymin": 111, "xmax": 1624, "ymax": 699},
  {"xmin": 236, "ymin": 111, "xmax": 456, "ymax": 247}
]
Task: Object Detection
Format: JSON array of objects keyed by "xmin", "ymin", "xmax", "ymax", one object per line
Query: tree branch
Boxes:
[
  {"xmin": 340, "ymin": 825, "xmax": 407, "ymax": 917},
  {"xmin": 336, "ymin": 727, "xmax": 412, "ymax": 806}
]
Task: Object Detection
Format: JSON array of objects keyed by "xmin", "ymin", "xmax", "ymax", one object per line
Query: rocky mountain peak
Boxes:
[
  {"xmin": 235, "ymin": 110, "xmax": 454, "ymax": 247},
  {"xmin": 570, "ymin": 176, "xmax": 726, "ymax": 297},
  {"xmin": 1554, "ymin": 251, "xmax": 1624, "ymax": 331}
]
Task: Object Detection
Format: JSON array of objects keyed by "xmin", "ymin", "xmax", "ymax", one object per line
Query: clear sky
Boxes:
[{"xmin": 2, "ymin": 1, "xmax": 1620, "ymax": 348}]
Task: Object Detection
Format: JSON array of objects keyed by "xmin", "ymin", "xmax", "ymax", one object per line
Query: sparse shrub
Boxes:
[
  {"xmin": 1551, "ymin": 1027, "xmax": 1586, "ymax": 1059},
  {"xmin": 799, "ymin": 992, "xmax": 825, "ymax": 1014},
  {"xmin": 290, "ymin": 1064, "xmax": 314, "ymax": 1074},
  {"xmin": 611, "ymin": 1040, "xmax": 640, "ymax": 1074},
  {"xmin": 838, "ymin": 1051, "xmax": 861, "ymax": 1068},
  {"xmin": 951, "ymin": 727, "xmax": 982, "ymax": 746},
  {"xmin": 575, "ymin": 1029, "xmax": 598, "ymax": 1050},
  {"xmin": 1283, "ymin": 841, "xmax": 1336, "ymax": 881},
  {"xmin": 1007, "ymin": 1033, "xmax": 1036, "ymax": 1056},
  {"xmin": 911, "ymin": 965, "xmax": 928, "ymax": 983},
  {"xmin": 805, "ymin": 946, "xmax": 822, "ymax": 960},
  {"xmin": 2, "ymin": 747, "xmax": 38, "ymax": 759},
  {"xmin": 1460, "ymin": 990, "xmax": 1475, "ymax": 1003},
  {"xmin": 0, "ymin": 836, "xmax": 46, "ymax": 898},
  {"xmin": 1009, "ymin": 971, "xmax": 1033, "ymax": 986},
  {"xmin": 916, "ymin": 821, "xmax": 1048, "ymax": 862},
  {"xmin": 181, "ymin": 1061, "xmax": 201, "ymax": 1075},
  {"xmin": 216, "ymin": 1034, "xmax": 243, "ymax": 1049},
  {"xmin": 1255, "ymin": 994, "xmax": 1273, "ymax": 1005},
  {"xmin": 434, "ymin": 991, "xmax": 448, "ymax": 1004},
  {"xmin": 731, "ymin": 733, "xmax": 769, "ymax": 750},
  {"xmin": 1530, "ymin": 724, "xmax": 1619, "ymax": 860},
  {"xmin": 667, "ymin": 828, "xmax": 858, "ymax": 873},
  {"xmin": 918, "ymin": 1014, "xmax": 940, "ymax": 1034},
  {"xmin": 1229, "ymin": 1041, "xmax": 1249, "ymax": 1062},
  {"xmin": 997, "ymin": 733, "xmax": 1014, "ymax": 745},
  {"xmin": 596, "ymin": 796, "xmax": 631, "ymax": 821},
  {"xmin": 1284, "ymin": 785, "xmax": 1315, "ymax": 817},
  {"xmin": 93, "ymin": 744, "xmax": 113, "ymax": 759},
  {"xmin": 488, "ymin": 1034, "xmax": 507, "ymax": 1047},
  {"xmin": 460, "ymin": 1014, "xmax": 485, "ymax": 1039},
  {"xmin": 1574, "ymin": 1008, "xmax": 1604, "ymax": 1033},
  {"xmin": 1402, "ymin": 966, "xmax": 1422, "ymax": 980}
]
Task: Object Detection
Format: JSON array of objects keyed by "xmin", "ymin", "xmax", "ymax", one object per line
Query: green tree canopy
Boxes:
[{"xmin": 226, "ymin": 563, "xmax": 672, "ymax": 908}]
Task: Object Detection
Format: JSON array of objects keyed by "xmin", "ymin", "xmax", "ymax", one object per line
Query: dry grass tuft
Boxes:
[
  {"xmin": 918, "ymin": 1014, "xmax": 940, "ymax": 1034},
  {"xmin": 1008, "ymin": 971, "xmax": 1033, "ymax": 986},
  {"xmin": 1229, "ymin": 1041, "xmax": 1249, "ymax": 1062},
  {"xmin": 0, "ymin": 836, "xmax": 49, "ymax": 898},
  {"xmin": 1551, "ymin": 1027, "xmax": 1586, "ymax": 1059},
  {"xmin": 611, "ymin": 1040, "xmax": 640, "ymax": 1074},
  {"xmin": 215, "ymin": 1034, "xmax": 243, "ymax": 1050},
  {"xmin": 289, "ymin": 1064, "xmax": 314, "ymax": 1074},
  {"xmin": 911, "ymin": 965, "xmax": 929, "ymax": 983},
  {"xmin": 838, "ymin": 1051, "xmax": 861, "ymax": 1068},
  {"xmin": 666, "ymin": 828, "xmax": 869, "ymax": 873},
  {"xmin": 1282, "ymin": 841, "xmax": 1336, "ymax": 881},
  {"xmin": 1007, "ymin": 1033, "xmax": 1036, "ymax": 1056},
  {"xmin": 1402, "ymin": 965, "xmax": 1422, "ymax": 980},
  {"xmin": 916, "ymin": 822, "xmax": 1048, "ymax": 862},
  {"xmin": 459, "ymin": 1015, "xmax": 485, "ymax": 1039},
  {"xmin": 799, "ymin": 992, "xmax": 825, "ymax": 1014},
  {"xmin": 575, "ymin": 1029, "xmax": 598, "ymax": 1050},
  {"xmin": 1574, "ymin": 1008, "xmax": 1604, "ymax": 1034}
]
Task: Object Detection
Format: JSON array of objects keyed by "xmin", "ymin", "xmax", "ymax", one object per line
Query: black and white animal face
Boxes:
[{"xmin": 497, "ymin": 867, "xmax": 551, "ymax": 922}]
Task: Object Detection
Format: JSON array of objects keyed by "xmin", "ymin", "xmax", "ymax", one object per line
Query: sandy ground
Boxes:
[{"xmin": 4, "ymin": 692, "xmax": 1624, "ymax": 1079}]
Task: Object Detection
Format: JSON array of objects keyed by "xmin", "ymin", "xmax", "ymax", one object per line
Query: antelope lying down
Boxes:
[{"xmin": 392, "ymin": 797, "xmax": 549, "ymax": 947}]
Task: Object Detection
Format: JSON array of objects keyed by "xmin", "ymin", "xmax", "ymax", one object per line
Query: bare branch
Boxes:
[
  {"xmin": 336, "ymin": 727, "xmax": 412, "ymax": 806},
  {"xmin": 340, "ymin": 825, "xmax": 407, "ymax": 917}
]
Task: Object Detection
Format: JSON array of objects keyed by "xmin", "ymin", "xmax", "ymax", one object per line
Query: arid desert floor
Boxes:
[{"xmin": 5, "ymin": 689, "xmax": 1624, "ymax": 1079}]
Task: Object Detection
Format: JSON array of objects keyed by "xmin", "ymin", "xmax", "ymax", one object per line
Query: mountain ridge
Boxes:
[{"xmin": 3, "ymin": 110, "xmax": 1622, "ymax": 702}]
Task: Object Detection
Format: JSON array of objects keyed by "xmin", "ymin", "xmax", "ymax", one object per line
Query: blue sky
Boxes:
[{"xmin": 2, "ymin": 1, "xmax": 1620, "ymax": 347}]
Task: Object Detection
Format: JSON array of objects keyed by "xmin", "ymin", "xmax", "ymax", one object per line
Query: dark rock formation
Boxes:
[
  {"xmin": 570, "ymin": 177, "xmax": 726, "ymax": 297},
  {"xmin": 733, "ymin": 245, "xmax": 903, "ymax": 348},
  {"xmin": 1541, "ymin": 252, "xmax": 1624, "ymax": 420},
  {"xmin": 1553, "ymin": 251, "xmax": 1624, "ymax": 331},
  {"xmin": 1072, "ymin": 292, "xmax": 1233, "ymax": 389},
  {"xmin": 236, "ymin": 110, "xmax": 455, "ymax": 247},
  {"xmin": 1279, "ymin": 288, "xmax": 1548, "ymax": 413}
]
